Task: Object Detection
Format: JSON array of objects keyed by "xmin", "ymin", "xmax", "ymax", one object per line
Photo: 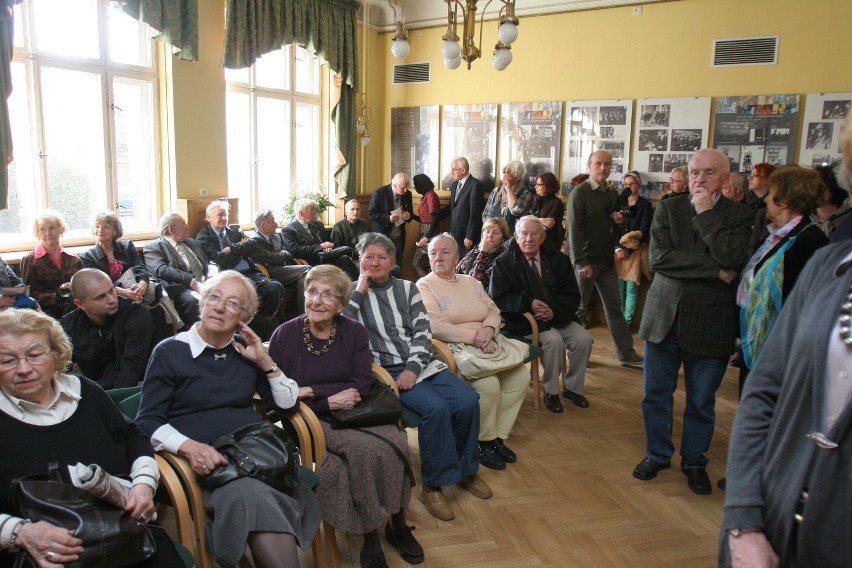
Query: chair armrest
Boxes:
[
  {"xmin": 371, "ymin": 364, "xmax": 399, "ymax": 396},
  {"xmin": 431, "ymin": 339, "xmax": 458, "ymax": 374}
]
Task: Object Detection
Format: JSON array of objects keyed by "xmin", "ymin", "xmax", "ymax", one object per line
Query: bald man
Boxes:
[
  {"xmin": 368, "ymin": 172, "xmax": 414, "ymax": 266},
  {"xmin": 61, "ymin": 269, "xmax": 154, "ymax": 389}
]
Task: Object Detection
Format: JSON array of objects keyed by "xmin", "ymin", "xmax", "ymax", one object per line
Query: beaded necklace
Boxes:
[{"xmin": 303, "ymin": 317, "xmax": 337, "ymax": 356}]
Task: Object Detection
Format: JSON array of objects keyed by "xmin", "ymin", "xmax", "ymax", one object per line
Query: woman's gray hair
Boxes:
[
  {"xmin": 158, "ymin": 212, "xmax": 183, "ymax": 236},
  {"xmin": 293, "ymin": 198, "xmax": 317, "ymax": 216},
  {"xmin": 305, "ymin": 265, "xmax": 353, "ymax": 306},
  {"xmin": 32, "ymin": 209, "xmax": 68, "ymax": 239},
  {"xmin": 427, "ymin": 233, "xmax": 459, "ymax": 256},
  {"xmin": 254, "ymin": 209, "xmax": 275, "ymax": 229},
  {"xmin": 502, "ymin": 160, "xmax": 525, "ymax": 180},
  {"xmin": 356, "ymin": 232, "xmax": 395, "ymax": 258},
  {"xmin": 198, "ymin": 270, "xmax": 259, "ymax": 323},
  {"xmin": 91, "ymin": 211, "xmax": 124, "ymax": 239}
]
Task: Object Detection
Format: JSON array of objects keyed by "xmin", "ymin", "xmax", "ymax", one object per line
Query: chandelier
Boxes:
[
  {"xmin": 389, "ymin": 0, "xmax": 410, "ymax": 59},
  {"xmin": 441, "ymin": 0, "xmax": 519, "ymax": 71}
]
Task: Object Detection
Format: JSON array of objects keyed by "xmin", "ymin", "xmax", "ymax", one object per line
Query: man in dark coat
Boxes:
[
  {"xmin": 281, "ymin": 198, "xmax": 358, "ymax": 279},
  {"xmin": 368, "ymin": 173, "xmax": 413, "ymax": 267},
  {"xmin": 437, "ymin": 156, "xmax": 486, "ymax": 256}
]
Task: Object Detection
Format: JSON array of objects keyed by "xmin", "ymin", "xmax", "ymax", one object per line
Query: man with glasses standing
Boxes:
[
  {"xmin": 437, "ymin": 157, "xmax": 487, "ymax": 256},
  {"xmin": 144, "ymin": 212, "xmax": 208, "ymax": 330}
]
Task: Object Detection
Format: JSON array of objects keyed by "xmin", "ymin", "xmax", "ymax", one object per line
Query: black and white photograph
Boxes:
[
  {"xmin": 663, "ymin": 153, "xmax": 689, "ymax": 173},
  {"xmin": 610, "ymin": 160, "xmax": 624, "ymax": 175},
  {"xmin": 739, "ymin": 145, "xmax": 766, "ymax": 172},
  {"xmin": 600, "ymin": 126, "xmax": 615, "ymax": 139},
  {"xmin": 768, "ymin": 127, "xmax": 790, "ymax": 142},
  {"xmin": 598, "ymin": 141, "xmax": 624, "ymax": 159},
  {"xmin": 570, "ymin": 121, "xmax": 585, "ymax": 136},
  {"xmin": 715, "ymin": 122, "xmax": 750, "ymax": 144},
  {"xmin": 822, "ymin": 100, "xmax": 850, "ymax": 119},
  {"xmin": 805, "ymin": 122, "xmax": 833, "ymax": 150},
  {"xmin": 600, "ymin": 106, "xmax": 627, "ymax": 125},
  {"xmin": 671, "ymin": 129, "xmax": 702, "ymax": 151},
  {"xmin": 748, "ymin": 128, "xmax": 766, "ymax": 144},
  {"xmin": 718, "ymin": 145, "xmax": 742, "ymax": 172},
  {"xmin": 441, "ymin": 104, "xmax": 497, "ymax": 187},
  {"xmin": 501, "ymin": 101, "xmax": 562, "ymax": 177},
  {"xmin": 640, "ymin": 104, "xmax": 670, "ymax": 127},
  {"xmin": 765, "ymin": 146, "xmax": 788, "ymax": 166},
  {"xmin": 812, "ymin": 155, "xmax": 833, "ymax": 168},
  {"xmin": 639, "ymin": 129, "xmax": 668, "ymax": 151},
  {"xmin": 715, "ymin": 94, "xmax": 799, "ymax": 172},
  {"xmin": 568, "ymin": 139, "xmax": 579, "ymax": 157},
  {"xmin": 648, "ymin": 153, "xmax": 663, "ymax": 172}
]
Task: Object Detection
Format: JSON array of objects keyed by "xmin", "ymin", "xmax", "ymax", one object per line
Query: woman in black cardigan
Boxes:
[
  {"xmin": 530, "ymin": 172, "xmax": 565, "ymax": 245},
  {"xmin": 80, "ymin": 211, "xmax": 152, "ymax": 303}
]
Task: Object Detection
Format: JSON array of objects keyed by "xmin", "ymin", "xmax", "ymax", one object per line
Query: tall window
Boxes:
[
  {"xmin": 225, "ymin": 46, "xmax": 322, "ymax": 223},
  {"xmin": 1, "ymin": 0, "xmax": 159, "ymax": 248}
]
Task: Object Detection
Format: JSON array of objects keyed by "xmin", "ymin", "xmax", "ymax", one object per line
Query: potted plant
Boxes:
[{"xmin": 282, "ymin": 191, "xmax": 336, "ymax": 222}]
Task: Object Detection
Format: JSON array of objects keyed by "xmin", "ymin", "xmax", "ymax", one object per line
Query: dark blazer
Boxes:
[
  {"xmin": 143, "ymin": 237, "xmax": 208, "ymax": 290},
  {"xmin": 0, "ymin": 258, "xmax": 24, "ymax": 288},
  {"xmin": 438, "ymin": 175, "xmax": 487, "ymax": 246},
  {"xmin": 639, "ymin": 194, "xmax": 754, "ymax": 357},
  {"xmin": 331, "ymin": 219, "xmax": 370, "ymax": 248},
  {"xmin": 368, "ymin": 184, "xmax": 413, "ymax": 238},
  {"xmin": 195, "ymin": 224, "xmax": 264, "ymax": 276},
  {"xmin": 80, "ymin": 240, "xmax": 152, "ymax": 284},
  {"xmin": 531, "ymin": 195, "xmax": 566, "ymax": 244},
  {"xmin": 489, "ymin": 238, "xmax": 581, "ymax": 336},
  {"xmin": 281, "ymin": 220, "xmax": 330, "ymax": 265},
  {"xmin": 228, "ymin": 232, "xmax": 298, "ymax": 267}
]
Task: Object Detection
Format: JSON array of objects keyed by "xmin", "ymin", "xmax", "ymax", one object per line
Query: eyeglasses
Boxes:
[
  {"xmin": 669, "ymin": 177, "xmax": 683, "ymax": 183},
  {"xmin": 205, "ymin": 293, "xmax": 247, "ymax": 314},
  {"xmin": 0, "ymin": 351, "xmax": 52, "ymax": 371},
  {"xmin": 304, "ymin": 289, "xmax": 341, "ymax": 304},
  {"xmin": 170, "ymin": 223, "xmax": 190, "ymax": 230}
]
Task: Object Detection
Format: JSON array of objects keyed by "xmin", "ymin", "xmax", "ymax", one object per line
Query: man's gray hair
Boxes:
[
  {"xmin": 689, "ymin": 148, "xmax": 731, "ymax": 175},
  {"xmin": 205, "ymin": 200, "xmax": 230, "ymax": 216},
  {"xmin": 345, "ymin": 199, "xmax": 360, "ymax": 208},
  {"xmin": 453, "ymin": 156, "xmax": 470, "ymax": 171},
  {"xmin": 158, "ymin": 212, "xmax": 182, "ymax": 236},
  {"xmin": 515, "ymin": 215, "xmax": 546, "ymax": 234},
  {"xmin": 254, "ymin": 209, "xmax": 275, "ymax": 229},
  {"xmin": 293, "ymin": 198, "xmax": 317, "ymax": 216},
  {"xmin": 502, "ymin": 160, "xmax": 525, "ymax": 179},
  {"xmin": 427, "ymin": 233, "xmax": 459, "ymax": 256},
  {"xmin": 356, "ymin": 232, "xmax": 396, "ymax": 258},
  {"xmin": 728, "ymin": 173, "xmax": 744, "ymax": 190}
]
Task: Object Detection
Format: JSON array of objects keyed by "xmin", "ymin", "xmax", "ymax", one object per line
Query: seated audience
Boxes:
[
  {"xmin": 530, "ymin": 172, "xmax": 565, "ymax": 245},
  {"xmin": 490, "ymin": 216, "xmax": 593, "ymax": 413},
  {"xmin": 143, "ymin": 212, "xmax": 208, "ymax": 330},
  {"xmin": 269, "ymin": 266, "xmax": 423, "ymax": 568},
  {"xmin": 0, "ymin": 256, "xmax": 36, "ymax": 310},
  {"xmin": 282, "ymin": 198, "xmax": 358, "ymax": 279},
  {"xmin": 0, "ymin": 309, "xmax": 183, "ymax": 568},
  {"xmin": 20, "ymin": 209, "xmax": 82, "ymax": 318},
  {"xmin": 344, "ymin": 233, "xmax": 489, "ymax": 523},
  {"xmin": 417, "ymin": 235, "xmax": 528, "ymax": 471},
  {"xmin": 195, "ymin": 201, "xmax": 283, "ymax": 321},
  {"xmin": 411, "ymin": 174, "xmax": 441, "ymax": 279},
  {"xmin": 456, "ymin": 217, "xmax": 511, "ymax": 286},
  {"xmin": 60, "ymin": 269, "xmax": 153, "ymax": 389},
  {"xmin": 136, "ymin": 271, "xmax": 320, "ymax": 568},
  {"xmin": 331, "ymin": 199, "xmax": 370, "ymax": 248},
  {"xmin": 812, "ymin": 163, "xmax": 851, "ymax": 239}
]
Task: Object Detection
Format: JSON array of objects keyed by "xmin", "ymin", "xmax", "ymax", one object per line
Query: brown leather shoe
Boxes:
[
  {"xmin": 458, "ymin": 474, "xmax": 493, "ymax": 499},
  {"xmin": 418, "ymin": 485, "xmax": 455, "ymax": 521}
]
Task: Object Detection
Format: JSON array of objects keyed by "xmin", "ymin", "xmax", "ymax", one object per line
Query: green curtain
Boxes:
[
  {"xmin": 221, "ymin": 0, "xmax": 360, "ymax": 198},
  {"xmin": 0, "ymin": 0, "xmax": 19, "ymax": 210},
  {"xmin": 115, "ymin": 0, "xmax": 199, "ymax": 62}
]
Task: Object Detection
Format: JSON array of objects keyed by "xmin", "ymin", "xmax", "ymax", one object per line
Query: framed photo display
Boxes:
[
  {"xmin": 561, "ymin": 100, "xmax": 633, "ymax": 195},
  {"xmin": 441, "ymin": 104, "xmax": 498, "ymax": 191},
  {"xmin": 798, "ymin": 93, "xmax": 851, "ymax": 168},
  {"xmin": 390, "ymin": 105, "xmax": 440, "ymax": 185},
  {"xmin": 499, "ymin": 101, "xmax": 562, "ymax": 190}
]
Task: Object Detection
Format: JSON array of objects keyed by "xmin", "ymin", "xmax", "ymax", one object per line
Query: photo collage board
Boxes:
[
  {"xmin": 499, "ymin": 101, "xmax": 562, "ymax": 191},
  {"xmin": 561, "ymin": 100, "xmax": 633, "ymax": 195},
  {"xmin": 797, "ymin": 92, "xmax": 851, "ymax": 168},
  {"xmin": 390, "ymin": 105, "xmax": 440, "ymax": 188},
  {"xmin": 440, "ymin": 104, "xmax": 498, "ymax": 190}
]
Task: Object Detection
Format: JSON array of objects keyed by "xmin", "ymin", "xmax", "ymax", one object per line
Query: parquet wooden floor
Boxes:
[{"xmin": 305, "ymin": 325, "xmax": 740, "ymax": 568}]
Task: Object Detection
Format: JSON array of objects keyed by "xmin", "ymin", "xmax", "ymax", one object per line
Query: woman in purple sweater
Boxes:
[{"xmin": 269, "ymin": 265, "xmax": 422, "ymax": 568}]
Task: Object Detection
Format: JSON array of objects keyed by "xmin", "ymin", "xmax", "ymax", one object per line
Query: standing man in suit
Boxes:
[
  {"xmin": 224, "ymin": 209, "xmax": 310, "ymax": 315},
  {"xmin": 632, "ymin": 148, "xmax": 753, "ymax": 495},
  {"xmin": 438, "ymin": 157, "xmax": 486, "ymax": 256},
  {"xmin": 281, "ymin": 198, "xmax": 358, "ymax": 279},
  {"xmin": 195, "ymin": 200, "xmax": 283, "ymax": 319},
  {"xmin": 368, "ymin": 173, "xmax": 413, "ymax": 267},
  {"xmin": 143, "ymin": 212, "xmax": 208, "ymax": 329}
]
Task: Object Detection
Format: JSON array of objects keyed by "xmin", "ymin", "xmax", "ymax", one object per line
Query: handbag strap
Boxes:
[{"xmin": 350, "ymin": 428, "xmax": 416, "ymax": 488}]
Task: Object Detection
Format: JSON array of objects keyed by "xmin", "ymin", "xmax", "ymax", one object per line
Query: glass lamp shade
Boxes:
[
  {"xmin": 498, "ymin": 22, "xmax": 518, "ymax": 45},
  {"xmin": 360, "ymin": 134, "xmax": 371, "ymax": 146},
  {"xmin": 444, "ymin": 56, "xmax": 462, "ymax": 70},
  {"xmin": 492, "ymin": 47, "xmax": 512, "ymax": 70},
  {"xmin": 356, "ymin": 123, "xmax": 366, "ymax": 135},
  {"xmin": 441, "ymin": 39, "xmax": 461, "ymax": 60},
  {"xmin": 391, "ymin": 38, "xmax": 410, "ymax": 59}
]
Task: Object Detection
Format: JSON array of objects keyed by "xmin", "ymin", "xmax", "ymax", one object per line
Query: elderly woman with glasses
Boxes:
[
  {"xmin": 482, "ymin": 160, "xmax": 533, "ymax": 232},
  {"xmin": 268, "ymin": 266, "xmax": 422, "ymax": 568},
  {"xmin": 137, "ymin": 271, "xmax": 320, "ymax": 568}
]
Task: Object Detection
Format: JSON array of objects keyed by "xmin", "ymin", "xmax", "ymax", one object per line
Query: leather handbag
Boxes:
[
  {"xmin": 11, "ymin": 463, "xmax": 156, "ymax": 568},
  {"xmin": 199, "ymin": 421, "xmax": 301, "ymax": 493},
  {"xmin": 450, "ymin": 334, "xmax": 529, "ymax": 379},
  {"xmin": 328, "ymin": 382, "xmax": 403, "ymax": 430}
]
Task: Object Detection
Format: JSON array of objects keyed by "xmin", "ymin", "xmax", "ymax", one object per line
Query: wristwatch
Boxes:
[
  {"xmin": 728, "ymin": 528, "xmax": 761, "ymax": 537},
  {"xmin": 263, "ymin": 364, "xmax": 279, "ymax": 375}
]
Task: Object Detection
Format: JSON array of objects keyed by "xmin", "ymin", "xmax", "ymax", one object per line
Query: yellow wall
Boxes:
[{"xmin": 365, "ymin": 0, "xmax": 852, "ymax": 191}]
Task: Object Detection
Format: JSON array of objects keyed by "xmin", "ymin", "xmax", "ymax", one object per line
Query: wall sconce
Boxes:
[
  {"xmin": 442, "ymin": 0, "xmax": 519, "ymax": 71},
  {"xmin": 390, "ymin": 0, "xmax": 410, "ymax": 59},
  {"xmin": 356, "ymin": 92, "xmax": 371, "ymax": 144}
]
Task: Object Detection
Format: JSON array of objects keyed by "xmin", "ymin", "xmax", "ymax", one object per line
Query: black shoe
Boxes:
[
  {"xmin": 360, "ymin": 549, "xmax": 389, "ymax": 568},
  {"xmin": 717, "ymin": 477, "xmax": 727, "ymax": 491},
  {"xmin": 682, "ymin": 467, "xmax": 712, "ymax": 494},
  {"xmin": 384, "ymin": 522, "xmax": 424, "ymax": 564},
  {"xmin": 493, "ymin": 437, "xmax": 517, "ymax": 463},
  {"xmin": 561, "ymin": 389, "xmax": 590, "ymax": 408},
  {"xmin": 478, "ymin": 441, "xmax": 506, "ymax": 470},
  {"xmin": 543, "ymin": 394, "xmax": 564, "ymax": 413},
  {"xmin": 632, "ymin": 457, "xmax": 671, "ymax": 480}
]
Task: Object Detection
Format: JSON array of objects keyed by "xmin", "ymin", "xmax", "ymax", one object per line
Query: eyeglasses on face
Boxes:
[
  {"xmin": 304, "ymin": 289, "xmax": 341, "ymax": 304},
  {"xmin": 171, "ymin": 223, "xmax": 190, "ymax": 230},
  {"xmin": 669, "ymin": 177, "xmax": 683, "ymax": 183},
  {"xmin": 205, "ymin": 293, "xmax": 246, "ymax": 314},
  {"xmin": 0, "ymin": 351, "xmax": 52, "ymax": 371}
]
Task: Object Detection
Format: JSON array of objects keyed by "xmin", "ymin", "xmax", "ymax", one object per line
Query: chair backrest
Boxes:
[
  {"xmin": 106, "ymin": 385, "xmax": 143, "ymax": 407},
  {"xmin": 119, "ymin": 392, "xmax": 143, "ymax": 420}
]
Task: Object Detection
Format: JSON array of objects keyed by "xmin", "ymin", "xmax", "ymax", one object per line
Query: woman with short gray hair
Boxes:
[{"xmin": 482, "ymin": 160, "xmax": 533, "ymax": 231}]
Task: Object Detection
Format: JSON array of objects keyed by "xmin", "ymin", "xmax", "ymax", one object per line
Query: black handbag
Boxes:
[
  {"xmin": 10, "ymin": 463, "xmax": 156, "ymax": 568},
  {"xmin": 328, "ymin": 382, "xmax": 403, "ymax": 430},
  {"xmin": 199, "ymin": 421, "xmax": 301, "ymax": 493}
]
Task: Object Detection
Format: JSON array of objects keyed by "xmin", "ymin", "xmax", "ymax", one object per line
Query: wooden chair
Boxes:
[{"xmin": 500, "ymin": 312, "xmax": 545, "ymax": 410}]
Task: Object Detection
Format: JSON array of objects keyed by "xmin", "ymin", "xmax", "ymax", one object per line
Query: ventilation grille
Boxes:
[
  {"xmin": 712, "ymin": 36, "xmax": 778, "ymax": 67},
  {"xmin": 393, "ymin": 62, "xmax": 431, "ymax": 84}
]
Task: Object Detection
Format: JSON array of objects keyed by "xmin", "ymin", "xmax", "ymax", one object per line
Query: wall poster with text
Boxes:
[
  {"xmin": 390, "ymin": 105, "xmax": 440, "ymax": 186},
  {"xmin": 499, "ymin": 101, "xmax": 562, "ymax": 190},
  {"xmin": 798, "ymin": 93, "xmax": 851, "ymax": 168},
  {"xmin": 633, "ymin": 97, "xmax": 711, "ymax": 200},
  {"xmin": 712, "ymin": 94, "xmax": 799, "ymax": 175},
  {"xmin": 560, "ymin": 100, "xmax": 633, "ymax": 195},
  {"xmin": 441, "ymin": 104, "xmax": 498, "ymax": 191}
]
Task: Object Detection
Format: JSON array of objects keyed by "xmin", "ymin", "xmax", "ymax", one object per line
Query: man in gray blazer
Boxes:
[{"xmin": 632, "ymin": 149, "xmax": 753, "ymax": 495}]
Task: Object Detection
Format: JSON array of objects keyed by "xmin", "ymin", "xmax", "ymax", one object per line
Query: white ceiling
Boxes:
[{"xmin": 361, "ymin": 0, "xmax": 679, "ymax": 32}]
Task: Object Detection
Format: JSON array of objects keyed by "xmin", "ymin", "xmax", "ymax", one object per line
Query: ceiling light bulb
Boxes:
[
  {"xmin": 360, "ymin": 134, "xmax": 371, "ymax": 146},
  {"xmin": 356, "ymin": 123, "xmax": 366, "ymax": 135},
  {"xmin": 498, "ymin": 22, "xmax": 518, "ymax": 45},
  {"xmin": 442, "ymin": 40, "xmax": 461, "ymax": 60},
  {"xmin": 492, "ymin": 47, "xmax": 512, "ymax": 70},
  {"xmin": 391, "ymin": 38, "xmax": 410, "ymax": 59},
  {"xmin": 444, "ymin": 56, "xmax": 462, "ymax": 70}
]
